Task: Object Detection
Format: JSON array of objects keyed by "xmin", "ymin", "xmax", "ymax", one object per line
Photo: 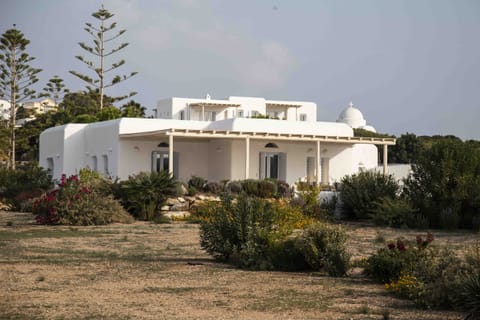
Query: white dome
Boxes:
[{"xmin": 337, "ymin": 102, "xmax": 366, "ymax": 129}]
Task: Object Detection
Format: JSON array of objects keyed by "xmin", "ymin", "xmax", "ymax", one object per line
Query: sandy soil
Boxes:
[{"xmin": 0, "ymin": 211, "xmax": 476, "ymax": 320}]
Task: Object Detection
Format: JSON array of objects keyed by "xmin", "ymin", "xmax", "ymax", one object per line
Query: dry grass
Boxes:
[{"xmin": 0, "ymin": 211, "xmax": 476, "ymax": 320}]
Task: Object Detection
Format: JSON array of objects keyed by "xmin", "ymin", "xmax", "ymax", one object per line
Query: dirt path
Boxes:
[{"xmin": 0, "ymin": 212, "xmax": 473, "ymax": 319}]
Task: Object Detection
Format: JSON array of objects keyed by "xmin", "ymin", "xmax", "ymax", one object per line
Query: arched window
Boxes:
[
  {"xmin": 265, "ymin": 142, "xmax": 278, "ymax": 148},
  {"xmin": 157, "ymin": 142, "xmax": 169, "ymax": 148}
]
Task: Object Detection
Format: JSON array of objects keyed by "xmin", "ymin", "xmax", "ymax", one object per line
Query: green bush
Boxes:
[
  {"xmin": 33, "ymin": 174, "xmax": 133, "ymax": 225},
  {"xmin": 257, "ymin": 179, "xmax": 277, "ymax": 198},
  {"xmin": 366, "ymin": 234, "xmax": 480, "ymax": 312},
  {"xmin": 115, "ymin": 171, "xmax": 176, "ymax": 220},
  {"xmin": 227, "ymin": 181, "xmax": 242, "ymax": 194},
  {"xmin": 0, "ymin": 166, "xmax": 53, "ymax": 210},
  {"xmin": 199, "ymin": 194, "xmax": 348, "ymax": 275},
  {"xmin": 403, "ymin": 139, "xmax": 480, "ymax": 230},
  {"xmin": 293, "ymin": 183, "xmax": 325, "ymax": 219},
  {"xmin": 295, "ymin": 223, "xmax": 350, "ymax": 276},
  {"xmin": 240, "ymin": 179, "xmax": 259, "ymax": 196},
  {"xmin": 188, "ymin": 175, "xmax": 206, "ymax": 192},
  {"xmin": 369, "ymin": 197, "xmax": 416, "ymax": 228},
  {"xmin": 340, "ymin": 171, "xmax": 399, "ymax": 220},
  {"xmin": 205, "ymin": 181, "xmax": 222, "ymax": 194}
]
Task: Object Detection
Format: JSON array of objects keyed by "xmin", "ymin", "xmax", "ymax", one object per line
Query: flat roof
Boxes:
[{"xmin": 120, "ymin": 128, "xmax": 396, "ymax": 145}]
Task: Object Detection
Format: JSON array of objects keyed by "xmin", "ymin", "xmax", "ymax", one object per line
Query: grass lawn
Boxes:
[{"xmin": 0, "ymin": 211, "xmax": 476, "ymax": 320}]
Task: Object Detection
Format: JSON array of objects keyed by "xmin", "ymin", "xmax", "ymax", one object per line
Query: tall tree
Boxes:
[
  {"xmin": 0, "ymin": 26, "xmax": 41, "ymax": 170},
  {"xmin": 40, "ymin": 75, "xmax": 69, "ymax": 106},
  {"xmin": 69, "ymin": 5, "xmax": 137, "ymax": 111}
]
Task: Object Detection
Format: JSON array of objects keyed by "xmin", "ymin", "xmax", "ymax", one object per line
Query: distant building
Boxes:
[
  {"xmin": 0, "ymin": 99, "xmax": 11, "ymax": 121},
  {"xmin": 22, "ymin": 98, "xmax": 58, "ymax": 115},
  {"xmin": 40, "ymin": 96, "xmax": 395, "ymax": 184}
]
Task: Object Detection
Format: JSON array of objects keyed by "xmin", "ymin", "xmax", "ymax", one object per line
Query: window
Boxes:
[
  {"xmin": 224, "ymin": 110, "xmax": 228, "ymax": 119},
  {"xmin": 251, "ymin": 111, "xmax": 259, "ymax": 117},
  {"xmin": 152, "ymin": 151, "xmax": 169, "ymax": 172},
  {"xmin": 152, "ymin": 151, "xmax": 179, "ymax": 178},
  {"xmin": 46, "ymin": 158, "xmax": 54, "ymax": 176},
  {"xmin": 237, "ymin": 110, "xmax": 244, "ymax": 118},
  {"xmin": 91, "ymin": 156, "xmax": 98, "ymax": 171},
  {"xmin": 102, "ymin": 155, "xmax": 109, "ymax": 176},
  {"xmin": 180, "ymin": 111, "xmax": 185, "ymax": 120},
  {"xmin": 205, "ymin": 111, "xmax": 216, "ymax": 121},
  {"xmin": 299, "ymin": 113, "xmax": 307, "ymax": 121},
  {"xmin": 259, "ymin": 152, "xmax": 287, "ymax": 180}
]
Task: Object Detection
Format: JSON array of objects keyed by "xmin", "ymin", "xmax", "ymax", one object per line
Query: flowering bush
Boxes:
[
  {"xmin": 33, "ymin": 174, "xmax": 133, "ymax": 225},
  {"xmin": 364, "ymin": 233, "xmax": 435, "ymax": 284}
]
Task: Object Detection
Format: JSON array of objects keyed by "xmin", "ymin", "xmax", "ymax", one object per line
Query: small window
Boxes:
[
  {"xmin": 46, "ymin": 157, "xmax": 54, "ymax": 176},
  {"xmin": 265, "ymin": 142, "xmax": 279, "ymax": 148},
  {"xmin": 299, "ymin": 114, "xmax": 307, "ymax": 121},
  {"xmin": 102, "ymin": 154, "xmax": 109, "ymax": 176},
  {"xmin": 91, "ymin": 156, "xmax": 98, "ymax": 171},
  {"xmin": 237, "ymin": 110, "xmax": 244, "ymax": 118}
]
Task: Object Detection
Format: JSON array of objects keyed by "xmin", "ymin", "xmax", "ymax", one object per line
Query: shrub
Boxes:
[
  {"xmin": 455, "ymin": 270, "xmax": 480, "ymax": 319},
  {"xmin": 276, "ymin": 180, "xmax": 292, "ymax": 198},
  {"xmin": 241, "ymin": 179, "xmax": 259, "ymax": 196},
  {"xmin": 257, "ymin": 179, "xmax": 277, "ymax": 198},
  {"xmin": 227, "ymin": 181, "xmax": 242, "ymax": 194},
  {"xmin": 205, "ymin": 181, "xmax": 222, "ymax": 194},
  {"xmin": 340, "ymin": 171, "xmax": 399, "ymax": 220},
  {"xmin": 0, "ymin": 166, "xmax": 53, "ymax": 210},
  {"xmin": 369, "ymin": 197, "xmax": 416, "ymax": 228},
  {"xmin": 199, "ymin": 194, "xmax": 347, "ymax": 275},
  {"xmin": 438, "ymin": 207, "xmax": 461, "ymax": 230},
  {"xmin": 115, "ymin": 171, "xmax": 176, "ymax": 220},
  {"xmin": 188, "ymin": 175, "xmax": 206, "ymax": 192},
  {"xmin": 33, "ymin": 174, "xmax": 133, "ymax": 225},
  {"xmin": 364, "ymin": 233, "xmax": 435, "ymax": 284},
  {"xmin": 295, "ymin": 223, "xmax": 350, "ymax": 276}
]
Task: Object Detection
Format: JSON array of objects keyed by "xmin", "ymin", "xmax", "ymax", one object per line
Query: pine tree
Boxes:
[
  {"xmin": 40, "ymin": 75, "xmax": 69, "ymax": 106},
  {"xmin": 0, "ymin": 26, "xmax": 41, "ymax": 170},
  {"xmin": 70, "ymin": 5, "xmax": 137, "ymax": 111}
]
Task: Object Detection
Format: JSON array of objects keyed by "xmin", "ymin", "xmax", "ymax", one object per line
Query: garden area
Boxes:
[
  {"xmin": 0, "ymin": 211, "xmax": 477, "ymax": 320},
  {"xmin": 1, "ymin": 138, "xmax": 480, "ymax": 319}
]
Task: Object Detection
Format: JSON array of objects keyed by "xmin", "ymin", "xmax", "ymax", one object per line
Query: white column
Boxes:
[
  {"xmin": 316, "ymin": 140, "xmax": 321, "ymax": 185},
  {"xmin": 245, "ymin": 137, "xmax": 250, "ymax": 179},
  {"xmin": 383, "ymin": 144, "xmax": 388, "ymax": 175},
  {"xmin": 202, "ymin": 105, "xmax": 205, "ymax": 121},
  {"xmin": 169, "ymin": 134, "xmax": 174, "ymax": 176}
]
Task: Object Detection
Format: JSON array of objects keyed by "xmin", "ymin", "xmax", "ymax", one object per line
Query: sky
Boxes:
[{"xmin": 1, "ymin": 0, "xmax": 480, "ymax": 139}]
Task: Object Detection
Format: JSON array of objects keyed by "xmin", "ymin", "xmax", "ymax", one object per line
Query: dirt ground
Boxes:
[{"xmin": 0, "ymin": 211, "xmax": 477, "ymax": 320}]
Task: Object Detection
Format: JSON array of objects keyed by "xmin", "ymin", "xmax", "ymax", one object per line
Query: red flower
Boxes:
[
  {"xmin": 388, "ymin": 243, "xmax": 395, "ymax": 250},
  {"xmin": 396, "ymin": 240, "xmax": 406, "ymax": 252}
]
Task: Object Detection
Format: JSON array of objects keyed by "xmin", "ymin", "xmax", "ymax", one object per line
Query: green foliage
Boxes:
[
  {"xmin": 59, "ymin": 91, "xmax": 101, "ymax": 116},
  {"xmin": 292, "ymin": 183, "xmax": 325, "ymax": 219},
  {"xmin": 353, "ymin": 128, "xmax": 393, "ymax": 139},
  {"xmin": 340, "ymin": 171, "xmax": 399, "ymax": 219},
  {"xmin": 95, "ymin": 106, "xmax": 122, "ymax": 121},
  {"xmin": 0, "ymin": 27, "xmax": 42, "ymax": 169},
  {"xmin": 388, "ymin": 133, "xmax": 422, "ymax": 164},
  {"xmin": 115, "ymin": 171, "xmax": 176, "ymax": 220},
  {"xmin": 188, "ymin": 175, "xmax": 206, "ymax": 191},
  {"xmin": 369, "ymin": 197, "xmax": 416, "ymax": 228},
  {"xmin": 199, "ymin": 194, "xmax": 347, "ymax": 275},
  {"xmin": 226, "ymin": 181, "xmax": 242, "ymax": 194},
  {"xmin": 121, "ymin": 100, "xmax": 146, "ymax": 118},
  {"xmin": 240, "ymin": 179, "xmax": 259, "ymax": 196},
  {"xmin": 404, "ymin": 139, "xmax": 480, "ymax": 229},
  {"xmin": 366, "ymin": 234, "xmax": 480, "ymax": 312},
  {"xmin": 295, "ymin": 223, "xmax": 350, "ymax": 276},
  {"xmin": 33, "ymin": 173, "xmax": 132, "ymax": 225},
  {"xmin": 39, "ymin": 76, "xmax": 69, "ymax": 105},
  {"xmin": 69, "ymin": 5, "xmax": 137, "ymax": 110},
  {"xmin": 0, "ymin": 166, "xmax": 52, "ymax": 210},
  {"xmin": 72, "ymin": 114, "xmax": 98, "ymax": 123},
  {"xmin": 204, "ymin": 181, "xmax": 222, "ymax": 194}
]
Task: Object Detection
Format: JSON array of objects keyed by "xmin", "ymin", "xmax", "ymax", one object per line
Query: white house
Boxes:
[{"xmin": 39, "ymin": 96, "xmax": 395, "ymax": 185}]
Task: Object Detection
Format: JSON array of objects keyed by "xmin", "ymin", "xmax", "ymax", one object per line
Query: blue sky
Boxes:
[{"xmin": 1, "ymin": 0, "xmax": 479, "ymax": 139}]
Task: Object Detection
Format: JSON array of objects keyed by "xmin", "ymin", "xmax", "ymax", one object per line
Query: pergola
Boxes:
[
  {"xmin": 188, "ymin": 101, "xmax": 241, "ymax": 121},
  {"xmin": 120, "ymin": 128, "xmax": 396, "ymax": 184}
]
